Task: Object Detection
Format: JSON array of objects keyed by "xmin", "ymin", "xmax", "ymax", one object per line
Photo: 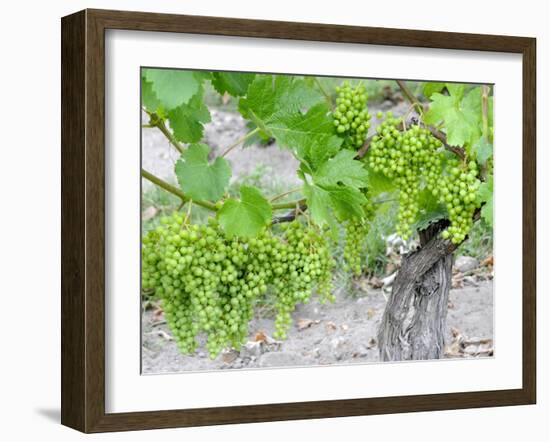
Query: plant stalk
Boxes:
[
  {"xmin": 141, "ymin": 169, "xmax": 217, "ymax": 211},
  {"xmin": 220, "ymin": 128, "xmax": 260, "ymax": 158}
]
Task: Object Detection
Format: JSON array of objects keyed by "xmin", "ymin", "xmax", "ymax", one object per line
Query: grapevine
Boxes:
[{"xmin": 140, "ymin": 70, "xmax": 493, "ymax": 360}]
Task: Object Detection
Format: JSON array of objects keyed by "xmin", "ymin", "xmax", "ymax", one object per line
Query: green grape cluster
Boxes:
[
  {"xmin": 368, "ymin": 116, "xmax": 442, "ymax": 238},
  {"xmin": 142, "ymin": 214, "xmax": 334, "ymax": 357},
  {"xmin": 367, "ymin": 114, "xmax": 482, "ymax": 244},
  {"xmin": 343, "ymin": 219, "xmax": 368, "ymax": 276},
  {"xmin": 333, "ymin": 82, "xmax": 371, "ymax": 149},
  {"xmin": 271, "ymin": 221, "xmax": 334, "ymax": 339},
  {"xmin": 343, "ymin": 199, "xmax": 375, "ymax": 276},
  {"xmin": 430, "ymin": 159, "xmax": 480, "ymax": 244}
]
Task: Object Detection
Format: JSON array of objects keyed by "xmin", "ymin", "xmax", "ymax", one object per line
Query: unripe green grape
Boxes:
[{"xmin": 332, "ymin": 81, "xmax": 371, "ymax": 150}]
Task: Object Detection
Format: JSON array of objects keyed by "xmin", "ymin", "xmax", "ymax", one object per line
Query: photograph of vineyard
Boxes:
[{"xmin": 141, "ymin": 69, "xmax": 494, "ymax": 373}]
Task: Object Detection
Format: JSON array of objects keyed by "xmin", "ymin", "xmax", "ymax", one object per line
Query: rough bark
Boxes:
[{"xmin": 378, "ymin": 221, "xmax": 457, "ymax": 361}]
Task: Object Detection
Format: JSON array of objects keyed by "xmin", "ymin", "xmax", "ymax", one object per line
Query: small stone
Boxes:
[
  {"xmin": 455, "ymin": 256, "xmax": 479, "ymax": 273},
  {"xmin": 221, "ymin": 349, "xmax": 239, "ymax": 364},
  {"xmin": 330, "ymin": 336, "xmax": 348, "ymax": 361},
  {"xmin": 240, "ymin": 341, "xmax": 263, "ymax": 359}
]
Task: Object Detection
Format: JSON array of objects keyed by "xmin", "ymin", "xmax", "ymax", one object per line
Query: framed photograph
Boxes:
[{"xmin": 61, "ymin": 9, "xmax": 536, "ymax": 433}]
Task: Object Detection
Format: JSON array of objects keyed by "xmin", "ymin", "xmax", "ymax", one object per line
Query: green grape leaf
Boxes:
[
  {"xmin": 413, "ymin": 188, "xmax": 448, "ymax": 231},
  {"xmin": 423, "ymin": 82, "xmax": 446, "ymax": 99},
  {"xmin": 141, "ymin": 76, "xmax": 162, "ymax": 113},
  {"xmin": 365, "ymin": 166, "xmax": 396, "ymax": 197},
  {"xmin": 425, "ymin": 85, "xmax": 482, "ymax": 147},
  {"xmin": 238, "ymin": 76, "xmax": 343, "ymax": 167},
  {"xmin": 480, "ymin": 196, "xmax": 493, "ymax": 227},
  {"xmin": 239, "ymin": 75, "xmax": 322, "ymax": 126},
  {"xmin": 327, "ymin": 185, "xmax": 368, "ymax": 220},
  {"xmin": 143, "ymin": 68, "xmax": 202, "ymax": 110},
  {"xmin": 303, "ymin": 182, "xmax": 366, "ymax": 226},
  {"xmin": 473, "ymin": 137, "xmax": 493, "ymax": 166},
  {"xmin": 211, "ymin": 72, "xmax": 256, "ymax": 97},
  {"xmin": 193, "ymin": 71, "xmax": 212, "ymax": 82},
  {"xmin": 167, "ymin": 88, "xmax": 211, "ymax": 143},
  {"xmin": 243, "ymin": 121, "xmax": 272, "ymax": 147},
  {"xmin": 268, "ymin": 103, "xmax": 342, "ymax": 168},
  {"xmin": 303, "ymin": 183, "xmax": 332, "ymax": 227},
  {"xmin": 481, "ymin": 196, "xmax": 493, "ymax": 227},
  {"xmin": 445, "ymin": 83, "xmax": 465, "ymax": 98},
  {"xmin": 175, "ymin": 144, "xmax": 231, "ymax": 202},
  {"xmin": 217, "ymin": 186, "xmax": 272, "ymax": 238},
  {"xmin": 313, "ymin": 149, "xmax": 368, "ymax": 189},
  {"xmin": 477, "ymin": 175, "xmax": 493, "ymax": 227}
]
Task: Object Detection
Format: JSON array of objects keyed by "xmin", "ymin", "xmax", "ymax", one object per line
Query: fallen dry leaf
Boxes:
[
  {"xmin": 367, "ymin": 308, "xmax": 376, "ymax": 320},
  {"xmin": 481, "ymin": 255, "xmax": 494, "ymax": 267},
  {"xmin": 368, "ymin": 276, "xmax": 383, "ymax": 289},
  {"xmin": 152, "ymin": 306, "xmax": 164, "ymax": 321},
  {"xmin": 445, "ymin": 327, "xmax": 493, "ymax": 358},
  {"xmin": 253, "ymin": 331, "xmax": 268, "ymax": 343},
  {"xmin": 325, "ymin": 321, "xmax": 337, "ymax": 332},
  {"xmin": 297, "ymin": 318, "xmax": 315, "ymax": 331},
  {"xmin": 452, "ymin": 273, "xmax": 464, "ymax": 289}
]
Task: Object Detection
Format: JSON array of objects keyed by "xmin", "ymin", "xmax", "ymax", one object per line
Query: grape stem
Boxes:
[
  {"xmin": 271, "ymin": 202, "xmax": 308, "ymax": 224},
  {"xmin": 396, "ymin": 80, "xmax": 425, "ymax": 115},
  {"xmin": 271, "ymin": 198, "xmax": 307, "ymax": 211},
  {"xmin": 142, "ymin": 168, "xmax": 305, "ymax": 213},
  {"xmin": 269, "ymin": 187, "xmax": 302, "ymax": 202},
  {"xmin": 395, "ymin": 81, "xmax": 466, "ymax": 160},
  {"xmin": 219, "ymin": 128, "xmax": 260, "ymax": 158},
  {"xmin": 141, "ymin": 168, "xmax": 218, "ymax": 212},
  {"xmin": 356, "ymin": 133, "xmax": 376, "ymax": 159},
  {"xmin": 141, "ymin": 107, "xmax": 184, "ymax": 154}
]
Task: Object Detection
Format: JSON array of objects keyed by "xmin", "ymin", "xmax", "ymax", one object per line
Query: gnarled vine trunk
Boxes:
[{"xmin": 378, "ymin": 221, "xmax": 457, "ymax": 361}]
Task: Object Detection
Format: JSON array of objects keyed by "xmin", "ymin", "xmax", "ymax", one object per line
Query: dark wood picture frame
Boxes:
[{"xmin": 61, "ymin": 8, "xmax": 536, "ymax": 433}]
